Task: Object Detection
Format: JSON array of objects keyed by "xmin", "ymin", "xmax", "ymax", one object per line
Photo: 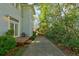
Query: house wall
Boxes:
[
  {"xmin": 0, "ymin": 3, "xmax": 20, "ymax": 36},
  {"xmin": 0, "ymin": 3, "xmax": 33, "ymax": 37},
  {"xmin": 20, "ymin": 6, "xmax": 33, "ymax": 36}
]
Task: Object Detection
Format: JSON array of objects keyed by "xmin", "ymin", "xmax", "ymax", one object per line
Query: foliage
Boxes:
[
  {"xmin": 5, "ymin": 29, "xmax": 14, "ymax": 36},
  {"xmin": 0, "ymin": 35, "xmax": 16, "ymax": 55},
  {"xmin": 39, "ymin": 4, "xmax": 48, "ymax": 34},
  {"xmin": 30, "ymin": 31, "xmax": 37, "ymax": 40},
  {"xmin": 39, "ymin": 3, "xmax": 79, "ymax": 50},
  {"xmin": 0, "ymin": 32, "xmax": 16, "ymax": 55}
]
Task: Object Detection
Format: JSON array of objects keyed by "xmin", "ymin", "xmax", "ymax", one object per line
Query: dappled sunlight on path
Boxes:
[
  {"xmin": 21, "ymin": 36, "xmax": 65, "ymax": 56},
  {"xmin": 32, "ymin": 41, "xmax": 40, "ymax": 43}
]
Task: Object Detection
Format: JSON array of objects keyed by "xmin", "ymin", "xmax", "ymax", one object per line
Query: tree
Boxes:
[
  {"xmin": 39, "ymin": 3, "xmax": 79, "ymax": 51},
  {"xmin": 39, "ymin": 4, "xmax": 49, "ymax": 34}
]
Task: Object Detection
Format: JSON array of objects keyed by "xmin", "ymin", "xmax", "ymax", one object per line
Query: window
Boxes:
[
  {"xmin": 15, "ymin": 24, "xmax": 18, "ymax": 36},
  {"xmin": 10, "ymin": 22, "xmax": 14, "ymax": 35}
]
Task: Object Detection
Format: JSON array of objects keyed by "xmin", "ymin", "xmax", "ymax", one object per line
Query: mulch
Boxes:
[{"xmin": 55, "ymin": 43, "xmax": 79, "ymax": 56}]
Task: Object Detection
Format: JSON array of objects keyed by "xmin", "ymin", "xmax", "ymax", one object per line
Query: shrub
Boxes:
[
  {"xmin": 68, "ymin": 39, "xmax": 79, "ymax": 48},
  {"xmin": 5, "ymin": 29, "xmax": 14, "ymax": 36},
  {"xmin": 45, "ymin": 22, "xmax": 66, "ymax": 43},
  {"xmin": 30, "ymin": 31, "xmax": 37, "ymax": 41},
  {"xmin": 45, "ymin": 20, "xmax": 79, "ymax": 49},
  {"xmin": 0, "ymin": 35, "xmax": 16, "ymax": 55}
]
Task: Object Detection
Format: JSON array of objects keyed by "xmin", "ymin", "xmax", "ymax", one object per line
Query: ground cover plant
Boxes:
[{"xmin": 0, "ymin": 29, "xmax": 16, "ymax": 55}]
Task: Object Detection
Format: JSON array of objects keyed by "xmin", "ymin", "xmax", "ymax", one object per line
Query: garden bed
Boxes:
[
  {"xmin": 5, "ymin": 39, "xmax": 32, "ymax": 56},
  {"xmin": 16, "ymin": 37, "xmax": 31, "ymax": 46},
  {"xmin": 53, "ymin": 42, "xmax": 79, "ymax": 56},
  {"xmin": 0, "ymin": 29, "xmax": 36, "ymax": 56},
  {"xmin": 47, "ymin": 38, "xmax": 79, "ymax": 56}
]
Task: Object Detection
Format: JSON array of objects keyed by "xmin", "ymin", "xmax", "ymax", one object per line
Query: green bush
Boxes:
[
  {"xmin": 68, "ymin": 39, "xmax": 79, "ymax": 48},
  {"xmin": 45, "ymin": 22, "xmax": 66, "ymax": 43},
  {"xmin": 5, "ymin": 29, "xmax": 14, "ymax": 36},
  {"xmin": 31, "ymin": 31, "xmax": 37, "ymax": 40},
  {"xmin": 45, "ymin": 20, "xmax": 79, "ymax": 49},
  {"xmin": 0, "ymin": 35, "xmax": 16, "ymax": 55}
]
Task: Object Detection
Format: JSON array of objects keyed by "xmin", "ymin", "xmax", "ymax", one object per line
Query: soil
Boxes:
[{"xmin": 55, "ymin": 43, "xmax": 79, "ymax": 56}]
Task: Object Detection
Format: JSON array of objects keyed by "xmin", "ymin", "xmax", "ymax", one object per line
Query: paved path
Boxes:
[{"xmin": 22, "ymin": 36, "xmax": 65, "ymax": 56}]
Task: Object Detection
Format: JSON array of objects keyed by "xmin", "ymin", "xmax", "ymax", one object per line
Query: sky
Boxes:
[{"xmin": 33, "ymin": 5, "xmax": 40, "ymax": 30}]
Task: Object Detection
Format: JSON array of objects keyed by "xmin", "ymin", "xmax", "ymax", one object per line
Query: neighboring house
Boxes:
[{"xmin": 0, "ymin": 3, "xmax": 35, "ymax": 37}]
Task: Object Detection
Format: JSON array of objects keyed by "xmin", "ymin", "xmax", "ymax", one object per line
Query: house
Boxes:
[{"xmin": 0, "ymin": 3, "xmax": 35, "ymax": 37}]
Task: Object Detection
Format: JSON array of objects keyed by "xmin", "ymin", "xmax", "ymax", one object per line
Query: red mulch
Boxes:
[{"xmin": 16, "ymin": 37, "xmax": 30, "ymax": 46}]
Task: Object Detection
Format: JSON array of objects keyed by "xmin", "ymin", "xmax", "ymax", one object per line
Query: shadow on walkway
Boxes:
[{"xmin": 21, "ymin": 36, "xmax": 65, "ymax": 56}]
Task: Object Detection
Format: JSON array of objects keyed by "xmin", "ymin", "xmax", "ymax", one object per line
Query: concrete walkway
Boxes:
[{"xmin": 22, "ymin": 36, "xmax": 65, "ymax": 56}]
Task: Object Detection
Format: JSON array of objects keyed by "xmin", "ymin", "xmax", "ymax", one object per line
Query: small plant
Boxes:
[
  {"xmin": 30, "ymin": 31, "xmax": 37, "ymax": 41},
  {"xmin": 5, "ymin": 29, "xmax": 14, "ymax": 36}
]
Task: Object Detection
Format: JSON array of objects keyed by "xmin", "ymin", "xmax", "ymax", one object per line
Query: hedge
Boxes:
[{"xmin": 0, "ymin": 35, "xmax": 16, "ymax": 55}]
